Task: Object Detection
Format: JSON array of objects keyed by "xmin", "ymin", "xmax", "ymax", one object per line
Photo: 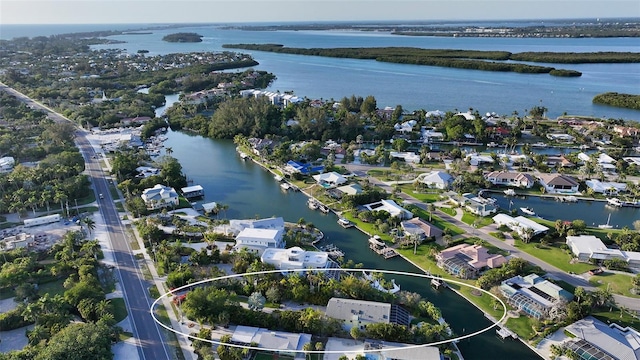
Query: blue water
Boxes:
[{"xmin": 2, "ymin": 23, "xmax": 639, "ymax": 120}]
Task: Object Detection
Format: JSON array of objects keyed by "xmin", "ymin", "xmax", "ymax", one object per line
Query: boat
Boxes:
[
  {"xmin": 598, "ymin": 214, "xmax": 613, "ymax": 229},
  {"xmin": 606, "ymin": 198, "xmax": 623, "ymax": 207},
  {"xmin": 307, "ymin": 198, "xmax": 319, "ymax": 210},
  {"xmin": 557, "ymin": 195, "xmax": 578, "ymax": 202},
  {"xmin": 280, "ymin": 183, "xmax": 291, "ymax": 191},
  {"xmin": 318, "ymin": 204, "xmax": 330, "ymax": 214},
  {"xmin": 531, "ymin": 142, "xmax": 548, "ymax": 148},
  {"xmin": 239, "ymin": 152, "xmax": 249, "ymax": 160},
  {"xmin": 504, "ymin": 189, "xmax": 516, "ymax": 196},
  {"xmin": 338, "ymin": 218, "xmax": 354, "ymax": 228},
  {"xmin": 520, "ymin": 207, "xmax": 536, "ymax": 216},
  {"xmin": 487, "ymin": 142, "xmax": 498, "ymax": 148},
  {"xmin": 274, "ymin": 175, "xmax": 283, "ymax": 182}
]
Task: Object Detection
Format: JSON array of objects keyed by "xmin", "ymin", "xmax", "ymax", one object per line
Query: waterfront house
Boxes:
[
  {"xmin": 585, "ymin": 179, "xmax": 627, "ymax": 194},
  {"xmin": 336, "ymin": 183, "xmax": 363, "ymax": 196},
  {"xmin": 462, "ymin": 193, "xmax": 498, "ymax": 216},
  {"xmin": 546, "ymin": 155, "xmax": 575, "ymax": 168},
  {"xmin": 566, "ymin": 235, "xmax": 640, "ymax": 270},
  {"xmin": 389, "ymin": 151, "xmax": 420, "ymax": 164},
  {"xmin": 564, "ymin": 316, "xmax": 640, "ymax": 360},
  {"xmin": 234, "ymin": 227, "xmax": 285, "ymax": 256},
  {"xmin": 231, "ymin": 325, "xmax": 311, "ymax": 360},
  {"xmin": 436, "ymin": 243, "xmax": 507, "ymax": 279},
  {"xmin": 261, "ymin": 246, "xmax": 329, "ymax": 271},
  {"xmin": 416, "ymin": 170, "xmax": 454, "ymax": 189},
  {"xmin": 325, "ymin": 298, "xmax": 410, "ymax": 332},
  {"xmin": 141, "ymin": 184, "xmax": 179, "ymax": 210},
  {"xmin": 500, "ymin": 274, "xmax": 573, "ymax": 319},
  {"xmin": 400, "ymin": 217, "xmax": 442, "ymax": 240},
  {"xmin": 466, "ymin": 153, "xmax": 494, "ymax": 166},
  {"xmin": 227, "ymin": 217, "xmax": 285, "ymax": 236},
  {"xmin": 312, "ymin": 171, "xmax": 347, "ymax": 188},
  {"xmin": 485, "ymin": 171, "xmax": 535, "ymax": 188},
  {"xmin": 363, "ymin": 199, "xmax": 413, "ymax": 220},
  {"xmin": 324, "ymin": 338, "xmax": 441, "ymax": 360},
  {"xmin": 546, "ymin": 133, "xmax": 575, "ymax": 143},
  {"xmin": 285, "ymin": 160, "xmax": 324, "ymax": 175},
  {"xmin": 394, "ymin": 120, "xmax": 417, "ymax": 133},
  {"xmin": 613, "ymin": 125, "xmax": 640, "ymax": 138},
  {"xmin": 180, "ymin": 185, "xmax": 204, "ymax": 199},
  {"xmin": 421, "ymin": 127, "xmax": 444, "ymax": 143},
  {"xmin": 537, "ymin": 173, "xmax": 580, "ymax": 194},
  {"xmin": 492, "ymin": 213, "xmax": 549, "ymax": 238}
]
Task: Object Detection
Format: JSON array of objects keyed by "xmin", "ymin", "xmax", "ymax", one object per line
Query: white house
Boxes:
[
  {"xmin": 564, "ymin": 317, "xmax": 640, "ymax": 360},
  {"xmin": 566, "ymin": 235, "xmax": 640, "ymax": 270},
  {"xmin": 312, "ymin": 172, "xmax": 347, "ymax": 187},
  {"xmin": 537, "ymin": 174, "xmax": 580, "ymax": 194},
  {"xmin": 141, "ymin": 184, "xmax": 179, "ymax": 210},
  {"xmin": 325, "ymin": 298, "xmax": 409, "ymax": 332},
  {"xmin": 466, "ymin": 153, "xmax": 494, "ymax": 166},
  {"xmin": 364, "ymin": 199, "xmax": 413, "ymax": 220},
  {"xmin": 585, "ymin": 179, "xmax": 627, "ymax": 194},
  {"xmin": 546, "ymin": 133, "xmax": 575, "ymax": 142},
  {"xmin": 227, "ymin": 217, "xmax": 285, "ymax": 236},
  {"xmin": 485, "ymin": 171, "xmax": 535, "ymax": 188},
  {"xmin": 231, "ymin": 325, "xmax": 311, "ymax": 360},
  {"xmin": 416, "ymin": 171, "xmax": 454, "ymax": 189},
  {"xmin": 389, "ymin": 151, "xmax": 420, "ymax": 164},
  {"xmin": 492, "ymin": 213, "xmax": 549, "ymax": 238},
  {"xmin": 0, "ymin": 156, "xmax": 15, "ymax": 172},
  {"xmin": 261, "ymin": 246, "xmax": 329, "ymax": 271},
  {"xmin": 234, "ymin": 227, "xmax": 285, "ymax": 255},
  {"xmin": 500, "ymin": 274, "xmax": 573, "ymax": 319}
]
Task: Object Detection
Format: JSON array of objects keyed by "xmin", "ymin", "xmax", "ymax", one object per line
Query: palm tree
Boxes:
[
  {"xmin": 82, "ymin": 217, "xmax": 96, "ymax": 235},
  {"xmin": 165, "ymin": 147, "xmax": 173, "ymax": 156}
]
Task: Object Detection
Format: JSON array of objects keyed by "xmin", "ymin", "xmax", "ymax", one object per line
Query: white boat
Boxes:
[
  {"xmin": 487, "ymin": 142, "xmax": 498, "ymax": 148},
  {"xmin": 531, "ymin": 142, "xmax": 548, "ymax": 148},
  {"xmin": 318, "ymin": 204, "xmax": 330, "ymax": 213},
  {"xmin": 504, "ymin": 189, "xmax": 516, "ymax": 196},
  {"xmin": 598, "ymin": 214, "xmax": 613, "ymax": 229},
  {"xmin": 338, "ymin": 218, "xmax": 354, "ymax": 228},
  {"xmin": 274, "ymin": 175, "xmax": 283, "ymax": 181},
  {"xmin": 307, "ymin": 198, "xmax": 319, "ymax": 210},
  {"xmin": 280, "ymin": 183, "xmax": 291, "ymax": 191},
  {"xmin": 239, "ymin": 152, "xmax": 249, "ymax": 160},
  {"xmin": 520, "ymin": 207, "xmax": 536, "ymax": 216},
  {"xmin": 606, "ymin": 198, "xmax": 623, "ymax": 207}
]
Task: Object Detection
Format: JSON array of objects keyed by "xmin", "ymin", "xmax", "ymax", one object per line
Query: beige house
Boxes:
[{"xmin": 436, "ymin": 243, "xmax": 507, "ymax": 279}]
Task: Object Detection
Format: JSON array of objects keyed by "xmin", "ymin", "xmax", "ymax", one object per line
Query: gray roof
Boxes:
[
  {"xmin": 326, "ymin": 298, "xmax": 391, "ymax": 324},
  {"xmin": 565, "ymin": 316, "xmax": 640, "ymax": 360}
]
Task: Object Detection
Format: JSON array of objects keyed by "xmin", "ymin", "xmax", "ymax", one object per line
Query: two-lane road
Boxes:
[{"xmin": 1, "ymin": 82, "xmax": 171, "ymax": 360}]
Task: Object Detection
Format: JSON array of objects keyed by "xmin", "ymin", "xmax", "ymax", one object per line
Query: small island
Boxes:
[{"xmin": 162, "ymin": 32, "xmax": 203, "ymax": 43}]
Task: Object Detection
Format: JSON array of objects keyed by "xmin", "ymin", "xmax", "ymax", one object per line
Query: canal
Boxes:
[{"xmin": 163, "ymin": 130, "xmax": 542, "ymax": 360}]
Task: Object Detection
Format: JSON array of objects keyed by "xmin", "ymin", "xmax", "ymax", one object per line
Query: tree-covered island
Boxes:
[
  {"xmin": 162, "ymin": 32, "xmax": 204, "ymax": 43},
  {"xmin": 593, "ymin": 92, "xmax": 640, "ymax": 110}
]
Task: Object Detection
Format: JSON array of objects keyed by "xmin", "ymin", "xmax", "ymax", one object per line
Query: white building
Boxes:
[
  {"xmin": 312, "ymin": 171, "xmax": 347, "ymax": 187},
  {"xmin": 325, "ymin": 298, "xmax": 409, "ymax": 332},
  {"xmin": 141, "ymin": 184, "xmax": 179, "ymax": 210},
  {"xmin": 585, "ymin": 179, "xmax": 627, "ymax": 194},
  {"xmin": 466, "ymin": 153, "xmax": 494, "ymax": 166},
  {"xmin": 389, "ymin": 151, "xmax": 420, "ymax": 164},
  {"xmin": 537, "ymin": 174, "xmax": 580, "ymax": 194},
  {"xmin": 566, "ymin": 235, "xmax": 640, "ymax": 270},
  {"xmin": 546, "ymin": 133, "xmax": 575, "ymax": 142},
  {"xmin": 227, "ymin": 217, "xmax": 285, "ymax": 236},
  {"xmin": 364, "ymin": 199, "xmax": 413, "ymax": 220},
  {"xmin": 0, "ymin": 156, "xmax": 15, "ymax": 172},
  {"xmin": 261, "ymin": 246, "xmax": 329, "ymax": 271},
  {"xmin": 492, "ymin": 213, "xmax": 549, "ymax": 238},
  {"xmin": 564, "ymin": 316, "xmax": 640, "ymax": 360},
  {"xmin": 234, "ymin": 227, "xmax": 285, "ymax": 255},
  {"xmin": 416, "ymin": 171, "xmax": 454, "ymax": 189},
  {"xmin": 231, "ymin": 325, "xmax": 311, "ymax": 360},
  {"xmin": 500, "ymin": 274, "xmax": 573, "ymax": 319},
  {"xmin": 23, "ymin": 214, "xmax": 61, "ymax": 227},
  {"xmin": 485, "ymin": 171, "xmax": 535, "ymax": 188}
]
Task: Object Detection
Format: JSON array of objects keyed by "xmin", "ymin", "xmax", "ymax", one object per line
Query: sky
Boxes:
[{"xmin": 2, "ymin": 0, "xmax": 639, "ymax": 25}]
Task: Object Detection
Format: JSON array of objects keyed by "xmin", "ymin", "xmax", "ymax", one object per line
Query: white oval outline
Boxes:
[{"xmin": 150, "ymin": 268, "xmax": 507, "ymax": 354}]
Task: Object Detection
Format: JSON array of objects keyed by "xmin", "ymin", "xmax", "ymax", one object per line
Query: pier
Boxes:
[
  {"xmin": 368, "ymin": 236, "xmax": 399, "ymax": 259},
  {"xmin": 496, "ymin": 326, "xmax": 518, "ymax": 340}
]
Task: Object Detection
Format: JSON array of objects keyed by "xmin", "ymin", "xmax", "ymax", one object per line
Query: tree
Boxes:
[
  {"xmin": 82, "ymin": 216, "xmax": 96, "ymax": 235},
  {"xmin": 34, "ymin": 322, "xmax": 113, "ymax": 360},
  {"xmin": 247, "ymin": 291, "xmax": 266, "ymax": 311}
]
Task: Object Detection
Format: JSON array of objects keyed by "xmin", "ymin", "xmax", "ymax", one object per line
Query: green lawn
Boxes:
[
  {"xmin": 588, "ymin": 272, "xmax": 639, "ymax": 298},
  {"xmin": 37, "ymin": 278, "xmax": 66, "ymax": 297},
  {"xmin": 592, "ymin": 309, "xmax": 640, "ymax": 330},
  {"xmin": 342, "ymin": 211, "xmax": 392, "ymax": 242},
  {"xmin": 406, "ymin": 205, "xmax": 465, "ymax": 236},
  {"xmin": 111, "ymin": 297, "xmax": 128, "ymax": 322},
  {"xmin": 439, "ymin": 207, "xmax": 456, "ymax": 217},
  {"xmin": 513, "ymin": 240, "xmax": 594, "ymax": 274},
  {"xmin": 461, "ymin": 212, "xmax": 494, "ymax": 228},
  {"xmin": 505, "ymin": 316, "xmax": 537, "ymax": 340},
  {"xmin": 399, "ymin": 184, "xmax": 442, "ymax": 203}
]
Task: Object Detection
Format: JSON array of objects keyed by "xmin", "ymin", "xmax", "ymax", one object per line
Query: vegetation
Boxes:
[
  {"xmin": 223, "ymin": 44, "xmax": 592, "ymax": 76},
  {"xmin": 162, "ymin": 32, "xmax": 203, "ymax": 43},
  {"xmin": 593, "ymin": 92, "xmax": 640, "ymax": 110}
]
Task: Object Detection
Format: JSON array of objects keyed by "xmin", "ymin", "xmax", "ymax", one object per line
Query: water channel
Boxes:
[{"xmin": 162, "ymin": 130, "xmax": 542, "ymax": 360}]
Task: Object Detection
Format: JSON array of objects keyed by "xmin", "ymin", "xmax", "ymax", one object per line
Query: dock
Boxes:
[
  {"xmin": 496, "ymin": 326, "xmax": 517, "ymax": 339},
  {"xmin": 368, "ymin": 236, "xmax": 399, "ymax": 259},
  {"xmin": 430, "ymin": 276, "xmax": 448, "ymax": 289}
]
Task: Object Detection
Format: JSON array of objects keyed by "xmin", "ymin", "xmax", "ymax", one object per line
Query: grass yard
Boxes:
[
  {"xmin": 513, "ymin": 240, "xmax": 594, "ymax": 274},
  {"xmin": 505, "ymin": 316, "xmax": 537, "ymax": 340},
  {"xmin": 461, "ymin": 212, "xmax": 494, "ymax": 228},
  {"xmin": 342, "ymin": 211, "xmax": 392, "ymax": 242},
  {"xmin": 37, "ymin": 278, "xmax": 66, "ymax": 297},
  {"xmin": 588, "ymin": 272, "xmax": 639, "ymax": 298},
  {"xmin": 111, "ymin": 297, "xmax": 128, "ymax": 322},
  {"xmin": 406, "ymin": 205, "xmax": 465, "ymax": 236},
  {"xmin": 592, "ymin": 309, "xmax": 640, "ymax": 330},
  {"xmin": 399, "ymin": 184, "xmax": 443, "ymax": 203},
  {"xmin": 439, "ymin": 207, "xmax": 456, "ymax": 217}
]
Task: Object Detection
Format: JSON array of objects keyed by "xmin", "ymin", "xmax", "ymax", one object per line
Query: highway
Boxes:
[{"xmin": 1, "ymin": 82, "xmax": 172, "ymax": 360}]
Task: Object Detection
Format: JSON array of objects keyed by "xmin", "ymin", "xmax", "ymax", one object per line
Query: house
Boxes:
[
  {"xmin": 421, "ymin": 127, "xmax": 444, "ymax": 143},
  {"xmin": 363, "ymin": 199, "xmax": 413, "ymax": 220},
  {"xmin": 436, "ymin": 243, "xmax": 507, "ymax": 279},
  {"xmin": 454, "ymin": 111, "xmax": 476, "ymax": 121},
  {"xmin": 181, "ymin": 185, "xmax": 204, "ymax": 198},
  {"xmin": 231, "ymin": 325, "xmax": 311, "ymax": 360},
  {"xmin": 585, "ymin": 179, "xmax": 627, "ymax": 194},
  {"xmin": 462, "ymin": 193, "xmax": 498, "ymax": 216},
  {"xmin": 312, "ymin": 171, "xmax": 347, "ymax": 187},
  {"xmin": 325, "ymin": 298, "xmax": 410, "ymax": 332},
  {"xmin": 394, "ymin": 120, "xmax": 417, "ymax": 133},
  {"xmin": 537, "ymin": 174, "xmax": 580, "ymax": 194},
  {"xmin": 1, "ymin": 233, "xmax": 35, "ymax": 250},
  {"xmin": 466, "ymin": 153, "xmax": 494, "ymax": 166},
  {"xmin": 324, "ymin": 338, "xmax": 441, "ymax": 360},
  {"xmin": 492, "ymin": 213, "xmax": 549, "ymax": 238},
  {"xmin": 546, "ymin": 133, "xmax": 575, "ymax": 143},
  {"xmin": 389, "ymin": 151, "xmax": 420, "ymax": 164},
  {"xmin": 416, "ymin": 171, "xmax": 454, "ymax": 189},
  {"xmin": 499, "ymin": 274, "xmax": 573, "ymax": 319},
  {"xmin": 227, "ymin": 217, "xmax": 285, "ymax": 236},
  {"xmin": 613, "ymin": 125, "xmax": 640, "ymax": 138},
  {"xmin": 564, "ymin": 317, "xmax": 640, "ymax": 360},
  {"xmin": 141, "ymin": 184, "xmax": 179, "ymax": 210},
  {"xmin": 0, "ymin": 156, "xmax": 15, "ymax": 172},
  {"xmin": 261, "ymin": 246, "xmax": 329, "ymax": 272},
  {"xmin": 400, "ymin": 217, "xmax": 443, "ymax": 240},
  {"xmin": 566, "ymin": 235, "xmax": 640, "ymax": 270},
  {"xmin": 546, "ymin": 155, "xmax": 574, "ymax": 168},
  {"xmin": 336, "ymin": 183, "xmax": 363, "ymax": 196},
  {"xmin": 485, "ymin": 171, "xmax": 535, "ymax": 188},
  {"xmin": 234, "ymin": 227, "xmax": 285, "ymax": 255},
  {"xmin": 285, "ymin": 160, "xmax": 324, "ymax": 175}
]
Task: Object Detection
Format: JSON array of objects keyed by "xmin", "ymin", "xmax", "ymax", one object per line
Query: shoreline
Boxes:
[{"xmin": 235, "ymin": 144, "xmax": 545, "ymax": 359}]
